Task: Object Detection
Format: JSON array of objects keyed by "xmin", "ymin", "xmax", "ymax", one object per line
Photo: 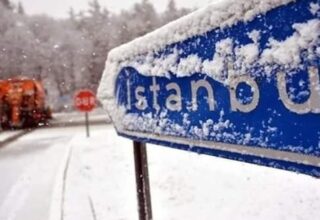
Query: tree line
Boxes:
[{"xmin": 0, "ymin": 0, "xmax": 191, "ymax": 110}]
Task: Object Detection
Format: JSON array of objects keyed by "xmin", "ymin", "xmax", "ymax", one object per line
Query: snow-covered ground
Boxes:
[
  {"xmin": 54, "ymin": 125, "xmax": 320, "ymax": 220},
  {"xmin": 0, "ymin": 130, "xmax": 23, "ymax": 142},
  {"xmin": 0, "ymin": 124, "xmax": 319, "ymax": 220}
]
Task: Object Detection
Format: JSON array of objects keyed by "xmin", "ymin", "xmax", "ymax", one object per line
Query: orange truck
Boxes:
[{"xmin": 0, "ymin": 77, "xmax": 51, "ymax": 129}]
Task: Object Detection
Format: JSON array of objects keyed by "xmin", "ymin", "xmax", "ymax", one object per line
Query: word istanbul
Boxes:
[{"xmin": 125, "ymin": 67, "xmax": 320, "ymax": 114}]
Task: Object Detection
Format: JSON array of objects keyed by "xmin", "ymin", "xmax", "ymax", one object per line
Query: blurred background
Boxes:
[{"xmin": 0, "ymin": 0, "xmax": 203, "ymax": 112}]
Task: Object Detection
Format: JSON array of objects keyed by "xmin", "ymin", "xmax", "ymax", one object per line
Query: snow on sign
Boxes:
[{"xmin": 98, "ymin": 0, "xmax": 320, "ymax": 177}]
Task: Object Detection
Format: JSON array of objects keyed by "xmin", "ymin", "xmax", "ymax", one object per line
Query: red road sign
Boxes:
[{"xmin": 74, "ymin": 89, "xmax": 96, "ymax": 112}]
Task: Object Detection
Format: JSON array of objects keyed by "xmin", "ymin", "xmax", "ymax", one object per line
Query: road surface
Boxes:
[
  {"xmin": 0, "ymin": 127, "xmax": 78, "ymax": 220},
  {"xmin": 0, "ymin": 110, "xmax": 110, "ymax": 220}
]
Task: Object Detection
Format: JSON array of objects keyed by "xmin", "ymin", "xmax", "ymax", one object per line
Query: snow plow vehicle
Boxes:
[{"xmin": 0, "ymin": 77, "xmax": 51, "ymax": 129}]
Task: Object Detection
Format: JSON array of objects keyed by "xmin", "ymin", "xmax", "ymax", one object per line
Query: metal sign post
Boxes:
[
  {"xmin": 74, "ymin": 89, "xmax": 96, "ymax": 138},
  {"xmin": 85, "ymin": 112, "xmax": 90, "ymax": 138},
  {"xmin": 133, "ymin": 141, "xmax": 152, "ymax": 220}
]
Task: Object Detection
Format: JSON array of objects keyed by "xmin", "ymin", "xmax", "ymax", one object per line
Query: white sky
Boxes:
[{"xmin": 12, "ymin": 0, "xmax": 213, "ymax": 18}]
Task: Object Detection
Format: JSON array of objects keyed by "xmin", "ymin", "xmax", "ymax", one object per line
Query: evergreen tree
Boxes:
[
  {"xmin": 68, "ymin": 7, "xmax": 76, "ymax": 23},
  {"xmin": 129, "ymin": 0, "xmax": 159, "ymax": 36},
  {"xmin": 163, "ymin": 0, "xmax": 178, "ymax": 24},
  {"xmin": 162, "ymin": 0, "xmax": 190, "ymax": 25},
  {"xmin": 17, "ymin": 1, "xmax": 24, "ymax": 14},
  {"xmin": 88, "ymin": 0, "xmax": 101, "ymax": 17},
  {"xmin": 75, "ymin": 0, "xmax": 111, "ymax": 90}
]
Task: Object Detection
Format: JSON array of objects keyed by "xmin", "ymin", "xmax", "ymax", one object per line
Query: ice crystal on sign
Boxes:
[
  {"xmin": 310, "ymin": 2, "xmax": 320, "ymax": 15},
  {"xmin": 248, "ymin": 30, "xmax": 261, "ymax": 43}
]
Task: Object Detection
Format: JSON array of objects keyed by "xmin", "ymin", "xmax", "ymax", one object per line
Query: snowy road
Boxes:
[
  {"xmin": 0, "ymin": 124, "xmax": 319, "ymax": 220},
  {"xmin": 0, "ymin": 127, "xmax": 77, "ymax": 220}
]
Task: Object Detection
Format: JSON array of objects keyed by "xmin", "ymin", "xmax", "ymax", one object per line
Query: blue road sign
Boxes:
[{"xmin": 98, "ymin": 0, "xmax": 320, "ymax": 177}]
